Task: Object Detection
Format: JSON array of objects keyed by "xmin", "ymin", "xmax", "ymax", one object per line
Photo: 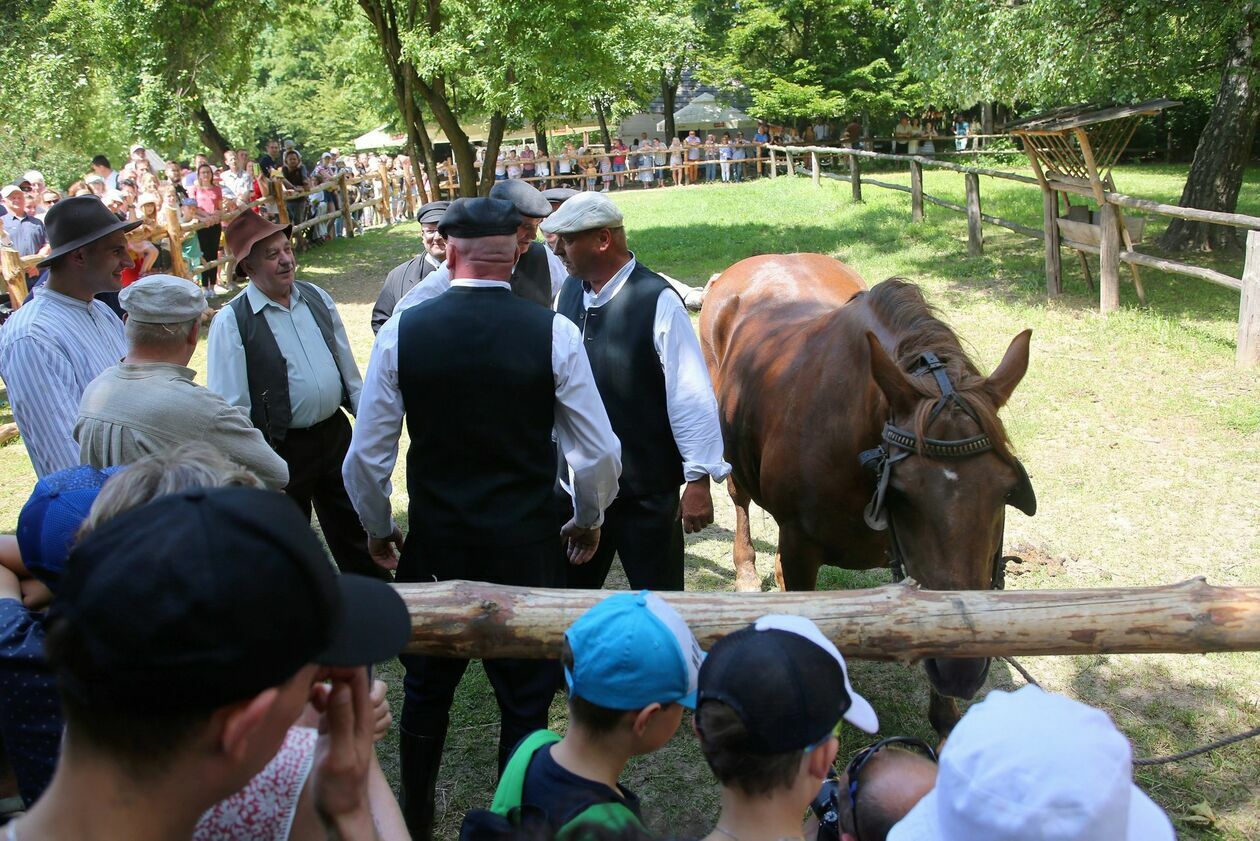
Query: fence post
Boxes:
[
  {"xmin": 811, "ymin": 151, "xmax": 820, "ymax": 187},
  {"xmin": 338, "ymin": 172, "xmax": 355, "ymax": 238},
  {"xmin": 1099, "ymin": 201, "xmax": 1121, "ymax": 313},
  {"xmin": 909, "ymin": 159, "xmax": 924, "ymax": 222},
  {"xmin": 849, "ymin": 154, "xmax": 862, "ymax": 202},
  {"xmin": 163, "ymin": 206, "xmax": 191, "ymax": 279},
  {"xmin": 377, "ymin": 164, "xmax": 393, "ymax": 224},
  {"xmin": 1238, "ymin": 229, "xmax": 1260, "ymax": 368},
  {"xmin": 785, "ymin": 150, "xmax": 795, "ymax": 177},
  {"xmin": 965, "ymin": 172, "xmax": 983, "ymax": 257},
  {"xmin": 272, "ymin": 178, "xmax": 290, "ymax": 226},
  {"xmin": 1, "ymin": 247, "xmax": 28, "ymax": 309},
  {"xmin": 769, "ymin": 148, "xmax": 777, "ymax": 179},
  {"xmin": 1042, "ymin": 189, "xmax": 1062, "ymax": 296}
]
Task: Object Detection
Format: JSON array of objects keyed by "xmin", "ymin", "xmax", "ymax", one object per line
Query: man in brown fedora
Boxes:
[
  {"xmin": 0, "ymin": 195, "xmax": 140, "ymax": 477},
  {"xmin": 206, "ymin": 212, "xmax": 385, "ymax": 580}
]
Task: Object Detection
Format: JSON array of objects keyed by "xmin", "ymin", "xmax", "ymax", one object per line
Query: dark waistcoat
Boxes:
[
  {"xmin": 229, "ymin": 280, "xmax": 350, "ymax": 444},
  {"xmin": 397, "ymin": 286, "xmax": 558, "ymax": 546},
  {"xmin": 511, "ymin": 242, "xmax": 554, "ymax": 307},
  {"xmin": 556, "ymin": 263, "xmax": 683, "ymax": 496}
]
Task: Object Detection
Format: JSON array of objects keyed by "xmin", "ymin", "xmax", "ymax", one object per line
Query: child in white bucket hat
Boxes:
[{"xmin": 888, "ymin": 685, "xmax": 1174, "ymax": 841}]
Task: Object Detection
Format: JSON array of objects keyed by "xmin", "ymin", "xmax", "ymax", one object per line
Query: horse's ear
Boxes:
[
  {"xmin": 866, "ymin": 332, "xmax": 917, "ymax": 416},
  {"xmin": 985, "ymin": 329, "xmax": 1032, "ymax": 408}
]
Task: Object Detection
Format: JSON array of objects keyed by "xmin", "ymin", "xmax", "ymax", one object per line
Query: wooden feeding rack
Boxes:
[{"xmin": 1010, "ymin": 99, "xmax": 1179, "ymax": 307}]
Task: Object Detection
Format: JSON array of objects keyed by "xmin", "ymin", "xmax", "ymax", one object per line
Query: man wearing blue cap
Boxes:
[
  {"xmin": 465, "ymin": 590, "xmax": 702, "ymax": 837},
  {"xmin": 343, "ymin": 196, "xmax": 621, "ymax": 840}
]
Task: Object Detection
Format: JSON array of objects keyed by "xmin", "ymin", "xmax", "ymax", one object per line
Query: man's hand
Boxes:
[
  {"xmin": 560, "ymin": 518, "xmax": 600, "ymax": 566},
  {"xmin": 367, "ymin": 526, "xmax": 404, "ymax": 571},
  {"xmin": 680, "ymin": 479, "xmax": 715, "ymax": 534},
  {"xmin": 369, "ymin": 678, "xmax": 391, "ymax": 744},
  {"xmin": 309, "ymin": 668, "xmax": 378, "ymax": 839}
]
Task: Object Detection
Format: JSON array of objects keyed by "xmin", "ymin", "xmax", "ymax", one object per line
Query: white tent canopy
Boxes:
[
  {"xmin": 657, "ymin": 94, "xmax": 757, "ymax": 133},
  {"xmin": 353, "ymin": 125, "xmax": 405, "ymax": 151}
]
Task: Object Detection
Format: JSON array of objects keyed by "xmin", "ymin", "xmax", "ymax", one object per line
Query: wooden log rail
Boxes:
[
  {"xmin": 396, "ymin": 578, "xmax": 1260, "ymax": 660},
  {"xmin": 774, "ymin": 143, "xmax": 1260, "ymax": 368}
]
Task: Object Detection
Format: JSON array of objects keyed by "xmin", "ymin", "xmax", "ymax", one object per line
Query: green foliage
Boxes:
[{"xmin": 895, "ymin": 0, "xmax": 1245, "ymax": 109}]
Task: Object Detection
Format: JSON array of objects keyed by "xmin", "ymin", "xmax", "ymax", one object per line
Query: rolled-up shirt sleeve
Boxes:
[
  {"xmin": 552, "ymin": 315, "xmax": 621, "ymax": 528},
  {"xmin": 654, "ymin": 290, "xmax": 732, "ymax": 482},
  {"xmin": 342, "ymin": 317, "xmax": 405, "ymax": 538}
]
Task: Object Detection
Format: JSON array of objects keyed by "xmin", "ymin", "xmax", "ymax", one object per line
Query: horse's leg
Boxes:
[
  {"xmin": 775, "ymin": 526, "xmax": 823, "ymax": 591},
  {"xmin": 729, "ymin": 479, "xmax": 761, "ymax": 592},
  {"xmin": 928, "ymin": 689, "xmax": 962, "ymax": 738}
]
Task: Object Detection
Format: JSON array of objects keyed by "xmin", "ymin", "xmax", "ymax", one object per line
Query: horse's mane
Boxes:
[{"xmin": 859, "ymin": 278, "xmax": 1014, "ymax": 459}]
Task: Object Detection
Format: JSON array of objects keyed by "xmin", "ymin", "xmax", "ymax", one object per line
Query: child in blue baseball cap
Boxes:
[{"xmin": 465, "ymin": 590, "xmax": 703, "ymax": 838}]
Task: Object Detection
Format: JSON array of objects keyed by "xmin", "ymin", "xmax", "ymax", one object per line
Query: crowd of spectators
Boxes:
[{"xmin": 2, "ymin": 140, "xmax": 413, "ymax": 300}]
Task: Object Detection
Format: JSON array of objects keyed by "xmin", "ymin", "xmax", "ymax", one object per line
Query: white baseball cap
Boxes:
[
  {"xmin": 23, "ymin": 170, "xmax": 45, "ymax": 183},
  {"xmin": 888, "ymin": 686, "xmax": 1174, "ymax": 841}
]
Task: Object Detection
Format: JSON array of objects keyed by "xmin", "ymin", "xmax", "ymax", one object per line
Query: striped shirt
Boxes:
[{"xmin": 0, "ymin": 286, "xmax": 125, "ymax": 477}]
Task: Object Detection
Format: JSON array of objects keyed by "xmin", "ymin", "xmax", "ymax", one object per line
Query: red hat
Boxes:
[{"xmin": 225, "ymin": 212, "xmax": 292, "ymax": 277}]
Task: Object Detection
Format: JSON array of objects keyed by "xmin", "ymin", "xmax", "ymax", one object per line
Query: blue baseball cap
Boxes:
[
  {"xmin": 565, "ymin": 590, "xmax": 703, "ymax": 710},
  {"xmin": 17, "ymin": 465, "xmax": 126, "ymax": 591}
]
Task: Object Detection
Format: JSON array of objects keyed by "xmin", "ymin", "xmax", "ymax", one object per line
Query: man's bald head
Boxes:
[
  {"xmin": 841, "ymin": 747, "xmax": 938, "ymax": 841},
  {"xmin": 445, "ymin": 233, "xmax": 518, "ymax": 282}
]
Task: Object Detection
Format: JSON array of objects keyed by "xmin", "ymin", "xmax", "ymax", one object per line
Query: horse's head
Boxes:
[{"xmin": 863, "ymin": 329, "xmax": 1035, "ymax": 700}]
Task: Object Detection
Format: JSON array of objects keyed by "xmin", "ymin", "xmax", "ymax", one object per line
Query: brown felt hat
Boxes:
[
  {"xmin": 225, "ymin": 212, "xmax": 292, "ymax": 278},
  {"xmin": 37, "ymin": 196, "xmax": 142, "ymax": 268}
]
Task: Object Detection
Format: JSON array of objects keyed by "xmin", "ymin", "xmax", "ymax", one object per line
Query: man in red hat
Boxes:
[
  {"xmin": 206, "ymin": 212, "xmax": 385, "ymax": 580},
  {"xmin": 0, "ymin": 195, "xmax": 140, "ymax": 478}
]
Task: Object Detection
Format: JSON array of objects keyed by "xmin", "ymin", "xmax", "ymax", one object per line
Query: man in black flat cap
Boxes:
[
  {"xmin": 370, "ymin": 200, "xmax": 450, "ymax": 333},
  {"xmin": 344, "ymin": 196, "xmax": 621, "ymax": 839},
  {"xmin": 0, "ymin": 195, "xmax": 140, "ymax": 478},
  {"xmin": 384, "ymin": 180, "xmax": 569, "ymax": 324},
  {"xmin": 15, "ymin": 485, "xmax": 411, "ymax": 841}
]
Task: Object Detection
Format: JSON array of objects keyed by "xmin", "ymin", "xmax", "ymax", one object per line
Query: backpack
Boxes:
[{"xmin": 460, "ymin": 730, "xmax": 645, "ymax": 841}]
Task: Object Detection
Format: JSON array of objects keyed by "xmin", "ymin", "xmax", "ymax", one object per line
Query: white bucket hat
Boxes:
[{"xmin": 888, "ymin": 686, "xmax": 1174, "ymax": 841}]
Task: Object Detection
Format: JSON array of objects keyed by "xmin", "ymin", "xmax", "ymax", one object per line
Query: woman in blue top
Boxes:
[{"xmin": 719, "ymin": 133, "xmax": 734, "ymax": 182}]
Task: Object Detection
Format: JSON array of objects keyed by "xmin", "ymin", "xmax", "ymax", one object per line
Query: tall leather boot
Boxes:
[{"xmin": 399, "ymin": 727, "xmax": 446, "ymax": 841}]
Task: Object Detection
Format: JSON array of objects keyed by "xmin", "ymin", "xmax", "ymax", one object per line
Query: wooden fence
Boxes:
[
  {"xmin": 1, "ymin": 167, "xmax": 409, "ymax": 300},
  {"xmin": 767, "ymin": 144, "xmax": 1260, "ymax": 369}
]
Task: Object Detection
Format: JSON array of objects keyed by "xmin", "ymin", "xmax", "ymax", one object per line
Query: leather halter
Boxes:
[{"xmin": 860, "ymin": 351, "xmax": 1032, "ymax": 590}]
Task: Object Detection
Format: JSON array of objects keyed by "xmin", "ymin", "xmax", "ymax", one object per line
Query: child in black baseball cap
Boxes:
[{"xmin": 694, "ymin": 614, "xmax": 879, "ymax": 841}]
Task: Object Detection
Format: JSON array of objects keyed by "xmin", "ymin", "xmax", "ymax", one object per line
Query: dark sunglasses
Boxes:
[{"xmin": 845, "ymin": 736, "xmax": 938, "ymax": 841}]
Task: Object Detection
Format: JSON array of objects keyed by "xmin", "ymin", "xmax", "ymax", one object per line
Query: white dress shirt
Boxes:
[
  {"xmin": 388, "ymin": 244, "xmax": 568, "ymax": 321},
  {"xmin": 344, "ymin": 279, "xmax": 622, "ymax": 539},
  {"xmin": 0, "ymin": 287, "xmax": 126, "ymax": 477},
  {"xmin": 207, "ymin": 281, "xmax": 362, "ymax": 428},
  {"xmin": 580, "ymin": 254, "xmax": 731, "ymax": 483}
]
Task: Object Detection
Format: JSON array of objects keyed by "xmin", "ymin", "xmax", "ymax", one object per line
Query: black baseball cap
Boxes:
[
  {"xmin": 697, "ymin": 615, "xmax": 878, "ymax": 754},
  {"xmin": 49, "ymin": 487, "xmax": 411, "ymax": 713},
  {"xmin": 438, "ymin": 197, "xmax": 521, "ymax": 239}
]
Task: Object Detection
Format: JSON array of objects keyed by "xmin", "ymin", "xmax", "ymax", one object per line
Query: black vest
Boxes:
[
  {"xmin": 556, "ymin": 263, "xmax": 683, "ymax": 496},
  {"xmin": 397, "ymin": 286, "xmax": 557, "ymax": 546},
  {"xmin": 511, "ymin": 242, "xmax": 554, "ymax": 307},
  {"xmin": 229, "ymin": 280, "xmax": 351, "ymax": 444}
]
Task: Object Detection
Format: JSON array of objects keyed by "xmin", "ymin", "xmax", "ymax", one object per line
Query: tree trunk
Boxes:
[
  {"xmin": 191, "ymin": 100, "xmax": 231, "ymax": 162},
  {"xmin": 593, "ymin": 98, "xmax": 612, "ymax": 149},
  {"xmin": 661, "ymin": 67, "xmax": 680, "ymax": 140},
  {"xmin": 479, "ymin": 112, "xmax": 507, "ymax": 196},
  {"xmin": 394, "ymin": 579, "xmax": 1260, "ymax": 660},
  {"xmin": 533, "ymin": 117, "xmax": 549, "ymax": 159},
  {"xmin": 1160, "ymin": 4, "xmax": 1260, "ymax": 252},
  {"xmin": 981, "ymin": 101, "xmax": 994, "ymax": 149}
]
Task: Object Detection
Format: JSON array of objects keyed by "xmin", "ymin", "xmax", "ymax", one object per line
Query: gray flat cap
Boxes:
[
  {"xmin": 416, "ymin": 200, "xmax": 450, "ymax": 225},
  {"xmin": 488, "ymin": 179, "xmax": 552, "ymax": 218},
  {"xmin": 541, "ymin": 187, "xmax": 579, "ymax": 204},
  {"xmin": 120, "ymin": 274, "xmax": 207, "ymax": 324},
  {"xmin": 540, "ymin": 191, "xmax": 624, "ymax": 235}
]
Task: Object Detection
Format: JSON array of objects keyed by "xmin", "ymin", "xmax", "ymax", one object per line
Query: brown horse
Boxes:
[{"xmin": 700, "ymin": 253, "xmax": 1035, "ymax": 733}]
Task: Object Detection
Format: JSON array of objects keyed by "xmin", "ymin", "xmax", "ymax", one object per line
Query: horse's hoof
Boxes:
[{"xmin": 734, "ymin": 574, "xmax": 763, "ymax": 593}]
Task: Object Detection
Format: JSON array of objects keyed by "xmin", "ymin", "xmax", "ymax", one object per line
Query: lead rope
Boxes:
[{"xmin": 1001, "ymin": 656, "xmax": 1259, "ymax": 765}]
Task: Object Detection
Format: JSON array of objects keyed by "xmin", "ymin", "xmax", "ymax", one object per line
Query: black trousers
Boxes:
[
  {"xmin": 196, "ymin": 223, "xmax": 221, "ymax": 288},
  {"xmin": 565, "ymin": 489, "xmax": 684, "ymax": 591},
  {"xmin": 274, "ymin": 411, "xmax": 387, "ymax": 580},
  {"xmin": 397, "ymin": 534, "xmax": 563, "ymax": 770}
]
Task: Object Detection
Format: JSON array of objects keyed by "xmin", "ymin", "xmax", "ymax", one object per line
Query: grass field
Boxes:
[{"xmin": 1, "ymin": 164, "xmax": 1258, "ymax": 838}]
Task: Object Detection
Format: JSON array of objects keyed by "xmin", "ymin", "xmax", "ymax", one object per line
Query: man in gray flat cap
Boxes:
[
  {"xmin": 387, "ymin": 180, "xmax": 568, "ymax": 320},
  {"xmin": 544, "ymin": 190, "xmax": 729, "ymax": 592},
  {"xmin": 75, "ymin": 275, "xmax": 289, "ymax": 488},
  {"xmin": 371, "ymin": 200, "xmax": 450, "ymax": 334}
]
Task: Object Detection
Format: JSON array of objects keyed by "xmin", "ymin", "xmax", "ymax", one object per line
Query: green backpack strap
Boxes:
[
  {"xmin": 490, "ymin": 729, "xmax": 562, "ymax": 816},
  {"xmin": 558, "ymin": 801, "xmax": 645, "ymax": 840}
]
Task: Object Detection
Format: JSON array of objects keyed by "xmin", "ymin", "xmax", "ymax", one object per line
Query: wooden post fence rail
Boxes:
[
  {"xmin": 395, "ymin": 578, "xmax": 1260, "ymax": 660},
  {"xmin": 772, "ymin": 143, "xmax": 1260, "ymax": 368}
]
